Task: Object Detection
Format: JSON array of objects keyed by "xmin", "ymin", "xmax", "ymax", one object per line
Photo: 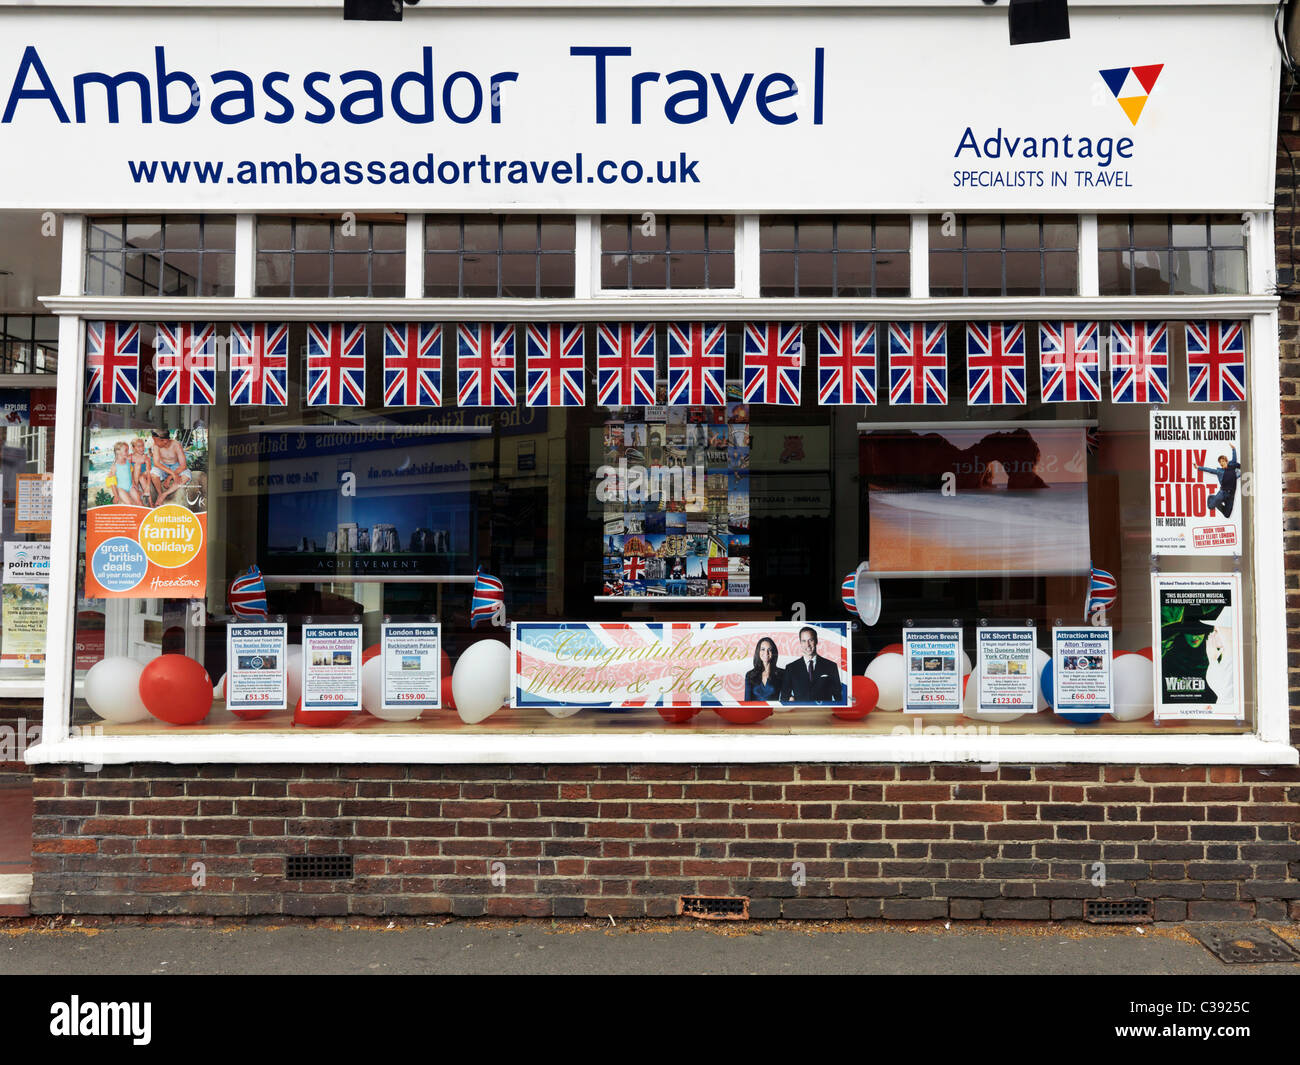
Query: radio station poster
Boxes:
[
  {"xmin": 301, "ymin": 623, "xmax": 362, "ymax": 712},
  {"xmin": 512, "ymin": 621, "xmax": 849, "ymax": 710},
  {"xmin": 976, "ymin": 626, "xmax": 1037, "ymax": 713},
  {"xmin": 3, "ymin": 541, "xmax": 50, "ymax": 585},
  {"xmin": 381, "ymin": 623, "xmax": 442, "ymax": 711},
  {"xmin": 84, "ymin": 426, "xmax": 207, "ymax": 598},
  {"xmin": 903, "ymin": 626, "xmax": 963, "ymax": 713},
  {"xmin": 1152, "ymin": 574, "xmax": 1243, "ymax": 721},
  {"xmin": 15, "ymin": 473, "xmax": 52, "ymax": 533},
  {"xmin": 1051, "ymin": 626, "xmax": 1113, "ymax": 713},
  {"xmin": 225, "ymin": 622, "xmax": 288, "ymax": 712},
  {"xmin": 1150, "ymin": 410, "xmax": 1242, "ymax": 556}
]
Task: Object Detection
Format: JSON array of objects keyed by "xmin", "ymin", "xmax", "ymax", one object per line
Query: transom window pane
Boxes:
[
  {"xmin": 600, "ymin": 215, "xmax": 735, "ymax": 290},
  {"xmin": 85, "ymin": 215, "xmax": 236, "ymax": 297},
  {"xmin": 425, "ymin": 215, "xmax": 575, "ymax": 297},
  {"xmin": 1098, "ymin": 214, "xmax": 1247, "ymax": 296},
  {"xmin": 760, "ymin": 215, "xmax": 910, "ymax": 297},
  {"xmin": 255, "ymin": 215, "xmax": 406, "ymax": 298},
  {"xmin": 929, "ymin": 214, "xmax": 1078, "ymax": 297}
]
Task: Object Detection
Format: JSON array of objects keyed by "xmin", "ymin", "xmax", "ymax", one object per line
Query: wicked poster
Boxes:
[{"xmin": 1152, "ymin": 573, "xmax": 1243, "ymax": 721}]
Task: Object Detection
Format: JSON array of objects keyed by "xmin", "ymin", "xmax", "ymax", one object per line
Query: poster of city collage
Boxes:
[{"xmin": 601, "ymin": 396, "xmax": 750, "ymax": 598}]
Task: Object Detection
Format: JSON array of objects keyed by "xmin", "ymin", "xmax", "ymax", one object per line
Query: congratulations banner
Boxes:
[{"xmin": 512, "ymin": 621, "xmax": 850, "ymax": 710}]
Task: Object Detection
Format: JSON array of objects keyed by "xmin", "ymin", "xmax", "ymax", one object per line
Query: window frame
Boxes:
[
  {"xmin": 592, "ymin": 213, "xmax": 744, "ymax": 298},
  {"xmin": 27, "ymin": 211, "xmax": 1295, "ymax": 766}
]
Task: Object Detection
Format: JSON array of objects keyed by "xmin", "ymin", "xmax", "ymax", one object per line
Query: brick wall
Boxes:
[
  {"xmin": 28, "ymin": 762, "xmax": 1300, "ymax": 920},
  {"xmin": 0, "ymin": 704, "xmax": 40, "ymax": 772}
]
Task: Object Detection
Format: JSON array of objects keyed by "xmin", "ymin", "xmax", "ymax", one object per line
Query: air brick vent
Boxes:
[
  {"xmin": 285, "ymin": 855, "xmax": 354, "ymax": 881},
  {"xmin": 1084, "ymin": 898, "xmax": 1153, "ymax": 923},
  {"xmin": 679, "ymin": 895, "xmax": 749, "ymax": 920}
]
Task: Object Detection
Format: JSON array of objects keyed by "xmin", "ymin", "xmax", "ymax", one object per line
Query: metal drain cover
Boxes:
[{"xmin": 1188, "ymin": 924, "xmax": 1300, "ymax": 964}]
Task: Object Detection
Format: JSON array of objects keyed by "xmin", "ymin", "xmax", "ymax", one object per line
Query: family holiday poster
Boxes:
[
  {"xmin": 84, "ymin": 426, "xmax": 208, "ymax": 599},
  {"xmin": 1149, "ymin": 410, "xmax": 1242, "ymax": 556}
]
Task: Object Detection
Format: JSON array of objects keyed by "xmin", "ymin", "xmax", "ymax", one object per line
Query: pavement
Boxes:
[{"xmin": 2, "ymin": 917, "xmax": 1299, "ymax": 975}]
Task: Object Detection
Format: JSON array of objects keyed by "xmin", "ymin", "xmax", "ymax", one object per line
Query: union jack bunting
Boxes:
[
  {"xmin": 1039, "ymin": 321, "xmax": 1102, "ymax": 403},
  {"xmin": 230, "ymin": 322, "xmax": 289, "ymax": 406},
  {"xmin": 966, "ymin": 322, "xmax": 1026, "ymax": 406},
  {"xmin": 1083, "ymin": 565, "xmax": 1118, "ymax": 623},
  {"xmin": 666, "ymin": 322, "xmax": 727, "ymax": 406},
  {"xmin": 227, "ymin": 565, "xmax": 268, "ymax": 620},
  {"xmin": 596, "ymin": 322, "xmax": 656, "ymax": 407},
  {"xmin": 470, "ymin": 568, "xmax": 505, "ymax": 629},
  {"xmin": 306, "ymin": 322, "xmax": 366, "ymax": 407},
  {"xmin": 1110, "ymin": 320, "xmax": 1169, "ymax": 404},
  {"xmin": 888, "ymin": 321, "xmax": 947, "ymax": 406},
  {"xmin": 85, "ymin": 321, "xmax": 140, "ymax": 406},
  {"xmin": 154, "ymin": 322, "xmax": 217, "ymax": 406},
  {"xmin": 817, "ymin": 322, "xmax": 876, "ymax": 406},
  {"xmin": 525, "ymin": 323, "xmax": 585, "ymax": 408},
  {"xmin": 742, "ymin": 322, "xmax": 802, "ymax": 406},
  {"xmin": 1185, "ymin": 320, "xmax": 1247, "ymax": 403},
  {"xmin": 458, "ymin": 323, "xmax": 516, "ymax": 407},
  {"xmin": 383, "ymin": 322, "xmax": 442, "ymax": 407}
]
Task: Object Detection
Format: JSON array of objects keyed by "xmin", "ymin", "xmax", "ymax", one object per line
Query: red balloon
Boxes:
[
  {"xmin": 293, "ymin": 695, "xmax": 352, "ymax": 728},
  {"xmin": 836, "ymin": 676, "xmax": 879, "ymax": 720},
  {"xmin": 878, "ymin": 642, "xmax": 905, "ymax": 656},
  {"xmin": 213, "ymin": 670, "xmax": 275, "ymax": 722},
  {"xmin": 1136, "ymin": 647, "xmax": 1154, "ymax": 661},
  {"xmin": 362, "ymin": 643, "xmax": 382, "ymax": 664},
  {"xmin": 657, "ymin": 703, "xmax": 698, "ymax": 724},
  {"xmin": 139, "ymin": 654, "xmax": 213, "ymax": 725},
  {"xmin": 714, "ymin": 701, "xmax": 773, "ymax": 725},
  {"xmin": 440, "ymin": 676, "xmax": 456, "ymax": 710}
]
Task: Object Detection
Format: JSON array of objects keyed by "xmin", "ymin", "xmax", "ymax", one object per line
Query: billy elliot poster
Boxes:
[
  {"xmin": 1150, "ymin": 410, "xmax": 1242, "ymax": 556},
  {"xmin": 512, "ymin": 621, "xmax": 849, "ymax": 711},
  {"xmin": 1152, "ymin": 573, "xmax": 1243, "ymax": 721}
]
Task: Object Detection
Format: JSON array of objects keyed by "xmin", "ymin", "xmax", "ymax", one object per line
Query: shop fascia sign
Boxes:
[{"xmin": 0, "ymin": 8, "xmax": 1275, "ymax": 210}]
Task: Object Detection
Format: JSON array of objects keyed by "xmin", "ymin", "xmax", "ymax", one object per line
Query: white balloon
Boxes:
[
  {"xmin": 1112, "ymin": 653, "xmax": 1155, "ymax": 721},
  {"xmin": 361, "ymin": 656, "xmax": 423, "ymax": 721},
  {"xmin": 544, "ymin": 704, "xmax": 583, "ymax": 719},
  {"xmin": 452, "ymin": 640, "xmax": 511, "ymax": 724},
  {"xmin": 84, "ymin": 656, "xmax": 151, "ymax": 723},
  {"xmin": 1032, "ymin": 647, "xmax": 1051, "ymax": 712},
  {"xmin": 213, "ymin": 672, "xmax": 226, "ymax": 700},
  {"xmin": 962, "ymin": 666, "xmax": 1032, "ymax": 723},
  {"xmin": 960, "ymin": 649, "xmax": 973, "ymax": 676},
  {"xmin": 285, "ymin": 645, "xmax": 304, "ymax": 709},
  {"xmin": 864, "ymin": 652, "xmax": 906, "ymax": 712}
]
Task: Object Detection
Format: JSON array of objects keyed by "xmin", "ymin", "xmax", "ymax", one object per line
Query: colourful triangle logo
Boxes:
[{"xmin": 1098, "ymin": 63, "xmax": 1162, "ymax": 125}]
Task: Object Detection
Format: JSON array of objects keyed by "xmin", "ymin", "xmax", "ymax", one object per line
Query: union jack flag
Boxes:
[
  {"xmin": 966, "ymin": 322, "xmax": 1026, "ymax": 406},
  {"xmin": 1039, "ymin": 321, "xmax": 1101, "ymax": 403},
  {"xmin": 817, "ymin": 322, "xmax": 876, "ymax": 405},
  {"xmin": 742, "ymin": 322, "xmax": 802, "ymax": 406},
  {"xmin": 154, "ymin": 322, "xmax": 217, "ymax": 406},
  {"xmin": 888, "ymin": 322, "xmax": 947, "ymax": 406},
  {"xmin": 85, "ymin": 321, "xmax": 140, "ymax": 406},
  {"xmin": 458, "ymin": 323, "xmax": 516, "ymax": 407},
  {"xmin": 525, "ymin": 323, "xmax": 585, "ymax": 407},
  {"xmin": 230, "ymin": 322, "xmax": 289, "ymax": 406},
  {"xmin": 596, "ymin": 322, "xmax": 656, "ymax": 407},
  {"xmin": 623, "ymin": 556, "xmax": 646, "ymax": 581},
  {"xmin": 383, "ymin": 322, "xmax": 442, "ymax": 407},
  {"xmin": 228, "ymin": 565, "xmax": 269, "ymax": 620},
  {"xmin": 470, "ymin": 568, "xmax": 505, "ymax": 628},
  {"xmin": 666, "ymin": 322, "xmax": 727, "ymax": 406},
  {"xmin": 1110, "ymin": 321, "xmax": 1169, "ymax": 404},
  {"xmin": 306, "ymin": 322, "xmax": 366, "ymax": 407},
  {"xmin": 1185, "ymin": 320, "xmax": 1247, "ymax": 403},
  {"xmin": 1083, "ymin": 565, "xmax": 1118, "ymax": 623}
]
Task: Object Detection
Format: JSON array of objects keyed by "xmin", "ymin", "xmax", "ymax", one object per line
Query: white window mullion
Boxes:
[
  {"xmin": 909, "ymin": 213, "xmax": 929, "ymax": 298},
  {"xmin": 405, "ymin": 213, "xmax": 424, "ymax": 298},
  {"xmin": 740, "ymin": 214, "xmax": 761, "ymax": 298},
  {"xmin": 1078, "ymin": 213, "xmax": 1099, "ymax": 297},
  {"xmin": 234, "ymin": 214, "xmax": 256, "ymax": 298},
  {"xmin": 574, "ymin": 215, "xmax": 594, "ymax": 300},
  {"xmin": 41, "ymin": 213, "xmax": 86, "ymax": 747}
]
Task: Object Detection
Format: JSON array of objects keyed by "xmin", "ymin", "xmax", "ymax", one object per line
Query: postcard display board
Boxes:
[{"xmin": 601, "ymin": 396, "xmax": 751, "ymax": 598}]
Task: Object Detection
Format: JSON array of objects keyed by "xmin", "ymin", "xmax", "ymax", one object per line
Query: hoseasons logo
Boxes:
[{"xmin": 49, "ymin": 997, "xmax": 151, "ymax": 1046}]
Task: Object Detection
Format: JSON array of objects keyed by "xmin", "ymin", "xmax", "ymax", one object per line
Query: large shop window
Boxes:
[{"xmin": 70, "ymin": 298, "xmax": 1258, "ymax": 741}]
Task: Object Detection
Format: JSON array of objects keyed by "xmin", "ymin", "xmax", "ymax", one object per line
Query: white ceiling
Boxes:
[{"xmin": 0, "ymin": 211, "xmax": 63, "ymax": 314}]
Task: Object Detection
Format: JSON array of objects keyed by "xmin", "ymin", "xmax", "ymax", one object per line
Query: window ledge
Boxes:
[{"xmin": 23, "ymin": 731, "xmax": 1299, "ymax": 766}]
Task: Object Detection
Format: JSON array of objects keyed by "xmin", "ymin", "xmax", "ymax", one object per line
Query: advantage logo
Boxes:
[{"xmin": 1099, "ymin": 64, "xmax": 1164, "ymax": 126}]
